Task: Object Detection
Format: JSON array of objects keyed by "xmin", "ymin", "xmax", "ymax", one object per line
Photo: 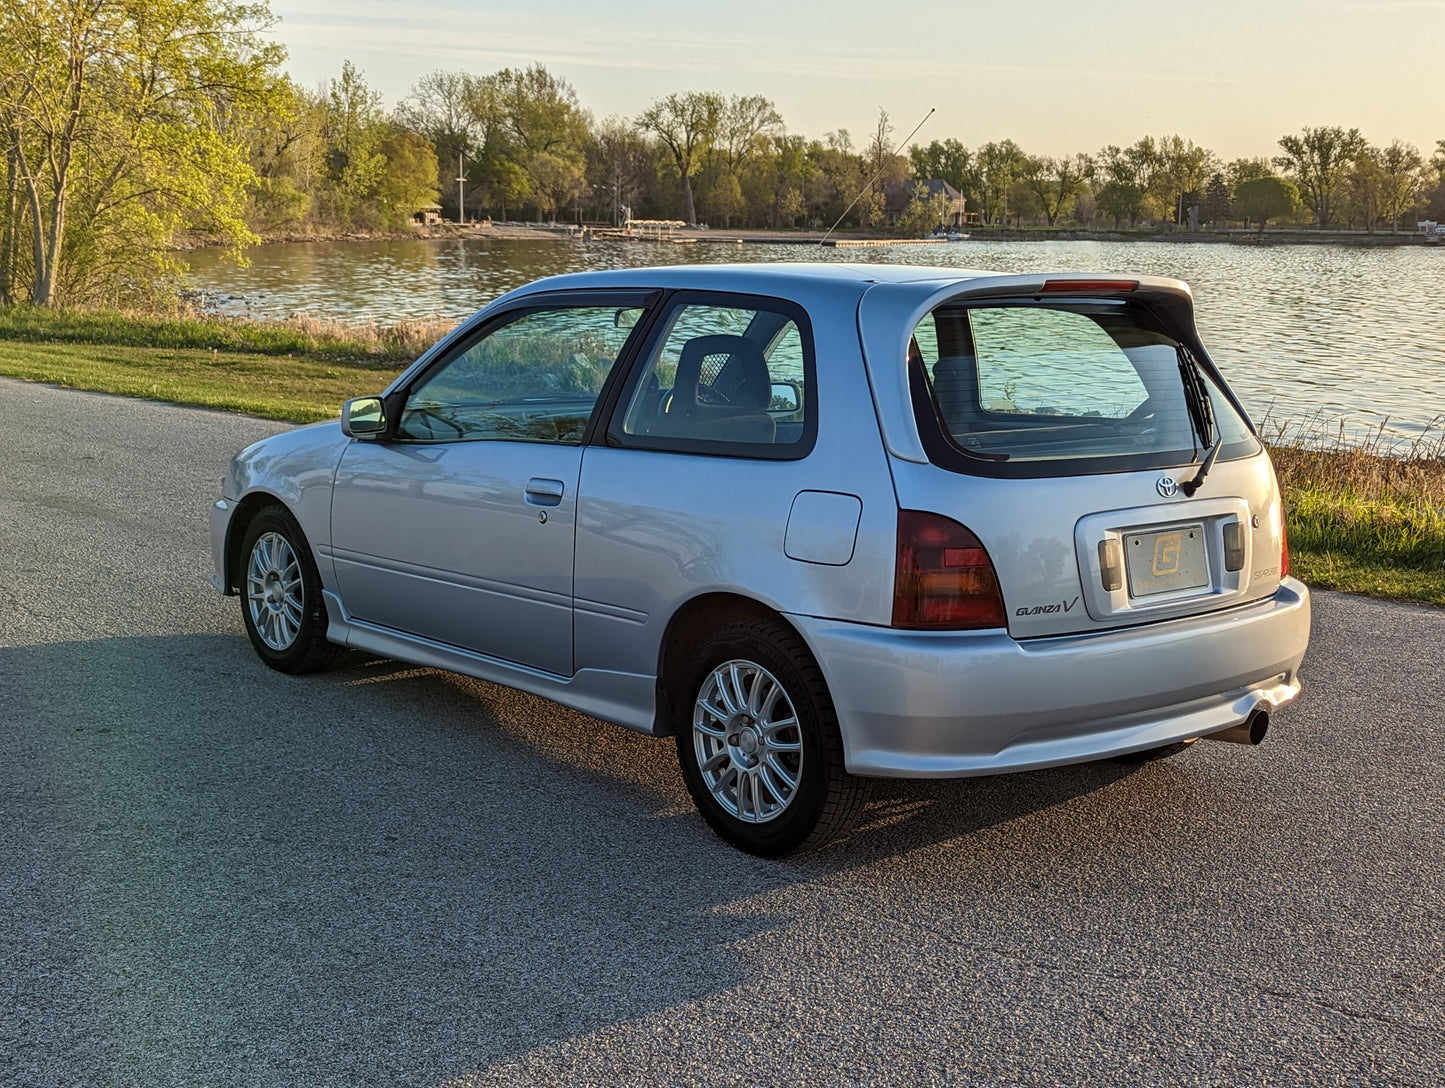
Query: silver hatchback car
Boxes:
[{"xmin": 210, "ymin": 264, "xmax": 1310, "ymax": 855}]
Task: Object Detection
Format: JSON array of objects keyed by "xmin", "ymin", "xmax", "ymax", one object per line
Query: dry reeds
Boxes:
[
  {"xmin": 1261, "ymin": 411, "xmax": 1445, "ymax": 509},
  {"xmin": 265, "ymin": 312, "xmax": 457, "ymax": 361}
]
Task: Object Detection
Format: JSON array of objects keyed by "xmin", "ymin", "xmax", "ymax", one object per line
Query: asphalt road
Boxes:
[{"xmin": 2, "ymin": 376, "xmax": 1442, "ymax": 1087}]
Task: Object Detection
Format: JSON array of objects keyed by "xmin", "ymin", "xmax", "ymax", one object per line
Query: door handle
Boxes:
[{"xmin": 524, "ymin": 477, "xmax": 565, "ymax": 507}]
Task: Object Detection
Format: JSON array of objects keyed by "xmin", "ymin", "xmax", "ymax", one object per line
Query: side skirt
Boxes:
[{"xmin": 321, "ymin": 590, "xmax": 662, "ymax": 736}]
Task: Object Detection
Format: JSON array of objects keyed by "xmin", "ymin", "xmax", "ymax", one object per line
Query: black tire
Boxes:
[
  {"xmin": 674, "ymin": 619, "xmax": 871, "ymax": 856},
  {"xmin": 1112, "ymin": 738, "xmax": 1197, "ymax": 765},
  {"xmin": 238, "ymin": 505, "xmax": 343, "ymax": 675}
]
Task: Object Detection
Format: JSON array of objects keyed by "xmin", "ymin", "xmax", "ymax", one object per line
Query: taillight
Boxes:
[
  {"xmin": 893, "ymin": 510, "xmax": 1007, "ymax": 629},
  {"xmin": 1280, "ymin": 516, "xmax": 1290, "ymax": 579}
]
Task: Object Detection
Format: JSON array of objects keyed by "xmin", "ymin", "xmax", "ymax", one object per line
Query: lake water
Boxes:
[{"xmin": 184, "ymin": 237, "xmax": 1445, "ymax": 444}]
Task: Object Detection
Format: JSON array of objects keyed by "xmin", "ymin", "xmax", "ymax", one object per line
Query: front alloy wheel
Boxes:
[
  {"xmin": 247, "ymin": 530, "xmax": 304, "ymax": 652},
  {"xmin": 238, "ymin": 505, "xmax": 342, "ymax": 674}
]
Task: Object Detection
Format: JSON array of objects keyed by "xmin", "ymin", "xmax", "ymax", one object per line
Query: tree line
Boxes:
[{"xmin": 4, "ymin": 0, "xmax": 1445, "ymax": 308}]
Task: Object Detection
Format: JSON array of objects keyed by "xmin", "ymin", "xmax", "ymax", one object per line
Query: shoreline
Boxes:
[{"xmin": 176, "ymin": 221, "xmax": 1445, "ymax": 253}]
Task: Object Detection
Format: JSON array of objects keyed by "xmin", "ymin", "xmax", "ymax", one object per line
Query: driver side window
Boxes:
[{"xmin": 398, "ymin": 305, "xmax": 642, "ymax": 443}]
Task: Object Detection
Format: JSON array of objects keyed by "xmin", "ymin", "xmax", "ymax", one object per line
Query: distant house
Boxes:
[
  {"xmin": 412, "ymin": 204, "xmax": 443, "ymax": 226},
  {"xmin": 884, "ymin": 179, "xmax": 967, "ymax": 227}
]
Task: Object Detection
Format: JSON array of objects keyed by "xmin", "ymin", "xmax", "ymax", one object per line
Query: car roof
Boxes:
[
  {"xmin": 498, "ymin": 262, "xmax": 991, "ymax": 301},
  {"xmin": 494, "ymin": 262, "xmax": 1191, "ymax": 310}
]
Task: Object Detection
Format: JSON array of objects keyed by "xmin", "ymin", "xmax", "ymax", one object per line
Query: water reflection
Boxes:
[{"xmin": 184, "ymin": 237, "xmax": 1445, "ymax": 441}]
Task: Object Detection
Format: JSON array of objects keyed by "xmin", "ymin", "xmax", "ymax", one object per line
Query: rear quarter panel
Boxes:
[{"xmin": 573, "ymin": 283, "xmax": 900, "ymax": 678}]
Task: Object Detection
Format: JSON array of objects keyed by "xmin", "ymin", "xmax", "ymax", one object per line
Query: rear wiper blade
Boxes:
[{"xmin": 1176, "ymin": 345, "xmax": 1216, "ymax": 450}]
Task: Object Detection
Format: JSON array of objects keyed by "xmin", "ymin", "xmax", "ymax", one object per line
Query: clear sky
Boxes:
[{"xmin": 270, "ymin": 0, "xmax": 1445, "ymax": 161}]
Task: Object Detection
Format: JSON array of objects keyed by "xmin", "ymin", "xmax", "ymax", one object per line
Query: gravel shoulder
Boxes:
[{"xmin": 2, "ymin": 377, "xmax": 1441, "ymax": 1085}]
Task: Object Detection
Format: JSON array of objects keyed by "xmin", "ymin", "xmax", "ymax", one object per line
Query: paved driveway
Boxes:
[{"xmin": 2, "ymin": 377, "xmax": 1441, "ymax": 1085}]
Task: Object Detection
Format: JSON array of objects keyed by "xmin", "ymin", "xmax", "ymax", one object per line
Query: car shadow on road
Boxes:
[{"xmin": 2, "ymin": 632, "xmax": 1157, "ymax": 1083}]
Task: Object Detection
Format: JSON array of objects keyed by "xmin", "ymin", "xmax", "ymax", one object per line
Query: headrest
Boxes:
[{"xmin": 674, "ymin": 335, "xmax": 771, "ymax": 410}]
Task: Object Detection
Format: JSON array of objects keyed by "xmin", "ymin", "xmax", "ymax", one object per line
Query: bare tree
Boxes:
[
  {"xmin": 636, "ymin": 91, "xmax": 723, "ymax": 224},
  {"xmin": 1022, "ymin": 154, "xmax": 1095, "ymax": 226},
  {"xmin": 1274, "ymin": 126, "xmax": 1368, "ymax": 228}
]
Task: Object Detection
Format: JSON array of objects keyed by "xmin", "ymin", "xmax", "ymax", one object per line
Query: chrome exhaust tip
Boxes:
[{"xmin": 1202, "ymin": 706, "xmax": 1270, "ymax": 746}]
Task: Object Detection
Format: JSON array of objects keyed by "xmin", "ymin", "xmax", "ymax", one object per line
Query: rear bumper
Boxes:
[{"xmin": 789, "ymin": 578, "xmax": 1311, "ymax": 777}]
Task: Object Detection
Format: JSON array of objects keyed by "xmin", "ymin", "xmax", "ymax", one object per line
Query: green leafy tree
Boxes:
[
  {"xmin": 908, "ymin": 138, "xmax": 976, "ymax": 210},
  {"xmin": 1234, "ymin": 176, "xmax": 1299, "ymax": 231},
  {"xmin": 322, "ymin": 61, "xmax": 387, "ymax": 222},
  {"xmin": 240, "ymin": 78, "xmax": 325, "ymax": 231},
  {"xmin": 975, "ymin": 140, "xmax": 1026, "ymax": 224},
  {"xmin": 375, "ymin": 124, "xmax": 440, "ymax": 227},
  {"xmin": 0, "ymin": 0, "xmax": 284, "ymax": 306},
  {"xmin": 1227, "ymin": 157, "xmax": 1274, "ymax": 190},
  {"xmin": 1274, "ymin": 126, "xmax": 1367, "ymax": 228},
  {"xmin": 1343, "ymin": 149, "xmax": 1383, "ymax": 232},
  {"xmin": 1098, "ymin": 139, "xmax": 1166, "ymax": 224},
  {"xmin": 493, "ymin": 65, "xmax": 589, "ymax": 221},
  {"xmin": 1424, "ymin": 140, "xmax": 1445, "ymax": 219},
  {"xmin": 1376, "ymin": 140, "xmax": 1424, "ymax": 233},
  {"xmin": 758, "ymin": 132, "xmax": 811, "ymax": 228},
  {"xmin": 636, "ymin": 91, "xmax": 723, "ymax": 224},
  {"xmin": 1095, "ymin": 181, "xmax": 1145, "ymax": 228},
  {"xmin": 584, "ymin": 116, "xmax": 659, "ymax": 225},
  {"xmin": 398, "ymin": 70, "xmax": 494, "ymax": 220},
  {"xmin": 804, "ymin": 130, "xmax": 867, "ymax": 229},
  {"xmin": 1156, "ymin": 135, "xmax": 1216, "ymax": 225}
]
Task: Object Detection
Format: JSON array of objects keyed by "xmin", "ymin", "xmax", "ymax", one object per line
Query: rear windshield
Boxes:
[{"xmin": 910, "ymin": 301, "xmax": 1257, "ymax": 475}]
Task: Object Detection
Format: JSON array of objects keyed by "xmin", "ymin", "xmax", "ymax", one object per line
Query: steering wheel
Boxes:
[{"xmin": 403, "ymin": 403, "xmax": 466, "ymax": 439}]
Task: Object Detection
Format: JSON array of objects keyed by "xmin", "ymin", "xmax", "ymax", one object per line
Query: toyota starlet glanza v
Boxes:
[{"xmin": 210, "ymin": 264, "xmax": 1311, "ymax": 855}]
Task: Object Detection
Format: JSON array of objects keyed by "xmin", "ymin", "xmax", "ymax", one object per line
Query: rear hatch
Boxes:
[{"xmin": 860, "ymin": 274, "xmax": 1287, "ymax": 639}]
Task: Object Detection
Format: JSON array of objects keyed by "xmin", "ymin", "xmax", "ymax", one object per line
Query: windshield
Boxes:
[{"xmin": 910, "ymin": 301, "xmax": 1257, "ymax": 474}]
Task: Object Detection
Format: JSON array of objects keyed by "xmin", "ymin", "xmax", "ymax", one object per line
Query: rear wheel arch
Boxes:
[
  {"xmin": 671, "ymin": 614, "xmax": 871, "ymax": 854},
  {"xmin": 654, "ymin": 593, "xmax": 798, "ymax": 737}
]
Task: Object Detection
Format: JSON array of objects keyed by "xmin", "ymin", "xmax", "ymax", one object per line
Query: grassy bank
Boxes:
[
  {"xmin": 0, "ymin": 306, "xmax": 451, "ymax": 365},
  {"xmin": 0, "ymin": 339, "xmax": 406, "ymax": 422},
  {"xmin": 1266, "ymin": 420, "xmax": 1445, "ymax": 606},
  {"xmin": 0, "ymin": 307, "xmax": 1440, "ymax": 606},
  {"xmin": 0, "ymin": 306, "xmax": 439, "ymax": 422}
]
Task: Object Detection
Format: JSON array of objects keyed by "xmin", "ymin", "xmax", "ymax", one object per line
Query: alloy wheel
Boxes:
[
  {"xmin": 692, "ymin": 659, "xmax": 804, "ymax": 823},
  {"xmin": 246, "ymin": 531, "xmax": 304, "ymax": 651}
]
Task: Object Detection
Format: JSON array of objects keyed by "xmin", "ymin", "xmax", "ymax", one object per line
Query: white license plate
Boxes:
[{"xmin": 1125, "ymin": 524, "xmax": 1208, "ymax": 598}]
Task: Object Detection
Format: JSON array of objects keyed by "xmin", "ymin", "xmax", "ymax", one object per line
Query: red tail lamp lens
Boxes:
[
  {"xmin": 893, "ymin": 510, "xmax": 1007, "ymax": 629},
  {"xmin": 1280, "ymin": 516, "xmax": 1290, "ymax": 579}
]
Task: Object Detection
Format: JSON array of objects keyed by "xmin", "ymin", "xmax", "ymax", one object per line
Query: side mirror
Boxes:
[
  {"xmin": 769, "ymin": 381, "xmax": 801, "ymax": 413},
  {"xmin": 614, "ymin": 307, "xmax": 642, "ymax": 329},
  {"xmin": 341, "ymin": 396, "xmax": 386, "ymax": 438}
]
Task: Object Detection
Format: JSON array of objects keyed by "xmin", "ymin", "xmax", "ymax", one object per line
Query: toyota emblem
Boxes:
[{"xmin": 1156, "ymin": 476, "xmax": 1179, "ymax": 498}]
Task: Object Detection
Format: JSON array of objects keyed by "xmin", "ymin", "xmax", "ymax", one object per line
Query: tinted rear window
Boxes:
[{"xmin": 910, "ymin": 301, "xmax": 1257, "ymax": 475}]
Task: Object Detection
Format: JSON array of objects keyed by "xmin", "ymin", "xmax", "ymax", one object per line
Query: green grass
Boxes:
[
  {"xmin": 0, "ymin": 339, "xmax": 403, "ymax": 423},
  {"xmin": 1267, "ymin": 420, "xmax": 1445, "ymax": 607},
  {"xmin": 0, "ymin": 306, "xmax": 1441, "ymax": 608}
]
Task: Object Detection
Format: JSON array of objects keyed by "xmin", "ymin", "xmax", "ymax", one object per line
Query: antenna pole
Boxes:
[{"xmin": 820, "ymin": 107, "xmax": 935, "ymax": 245}]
